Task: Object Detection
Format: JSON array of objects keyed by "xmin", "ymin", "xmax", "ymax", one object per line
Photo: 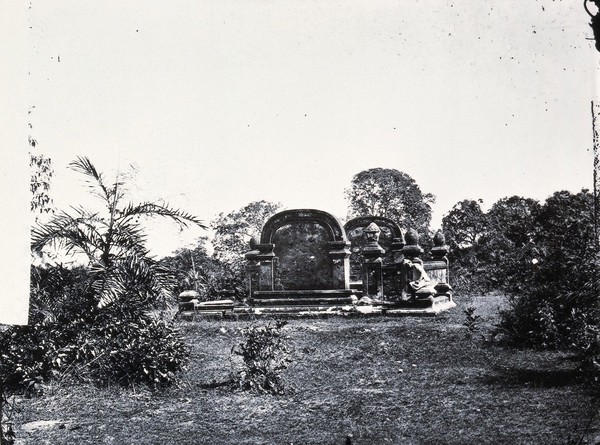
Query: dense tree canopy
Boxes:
[
  {"xmin": 207, "ymin": 200, "xmax": 282, "ymax": 298},
  {"xmin": 487, "ymin": 196, "xmax": 541, "ymax": 250},
  {"xmin": 444, "ymin": 190, "xmax": 599, "ymax": 351},
  {"xmin": 442, "ymin": 199, "xmax": 487, "ymax": 248},
  {"xmin": 345, "ymin": 168, "xmax": 434, "ymax": 233},
  {"xmin": 211, "ymin": 200, "xmax": 282, "ymax": 264}
]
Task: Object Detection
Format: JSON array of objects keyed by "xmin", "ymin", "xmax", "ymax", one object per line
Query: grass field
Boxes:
[{"xmin": 10, "ymin": 294, "xmax": 599, "ymax": 444}]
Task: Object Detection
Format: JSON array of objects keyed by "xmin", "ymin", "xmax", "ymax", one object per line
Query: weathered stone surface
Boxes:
[
  {"xmin": 252, "ymin": 209, "xmax": 351, "ymax": 293},
  {"xmin": 273, "ymin": 222, "xmax": 334, "ymax": 290},
  {"xmin": 238, "ymin": 209, "xmax": 454, "ymax": 316},
  {"xmin": 344, "ymin": 216, "xmax": 403, "ymax": 282}
]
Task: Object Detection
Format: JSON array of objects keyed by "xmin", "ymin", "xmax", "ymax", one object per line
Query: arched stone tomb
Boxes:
[{"xmin": 246, "ymin": 209, "xmax": 360, "ymax": 310}]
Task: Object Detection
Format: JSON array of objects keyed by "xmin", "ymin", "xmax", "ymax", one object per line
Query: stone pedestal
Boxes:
[
  {"xmin": 391, "ymin": 235, "xmax": 405, "ymax": 264},
  {"xmin": 428, "ymin": 230, "xmax": 452, "ymax": 301},
  {"xmin": 329, "ymin": 240, "xmax": 351, "ymax": 289},
  {"xmin": 244, "ymin": 238, "xmax": 260, "ymax": 298},
  {"xmin": 256, "ymin": 243, "xmax": 275, "ymax": 291}
]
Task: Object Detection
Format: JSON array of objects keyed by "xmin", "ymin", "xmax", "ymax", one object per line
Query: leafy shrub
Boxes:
[
  {"xmin": 463, "ymin": 306, "xmax": 482, "ymax": 336},
  {"xmin": 0, "ymin": 264, "xmax": 189, "ymax": 394},
  {"xmin": 496, "ymin": 191, "xmax": 600, "ymax": 351},
  {"xmin": 1, "ymin": 384, "xmax": 16, "ymax": 445},
  {"xmin": 160, "ymin": 243, "xmax": 246, "ymax": 302},
  {"xmin": 85, "ymin": 312, "xmax": 188, "ymax": 388},
  {"xmin": 232, "ymin": 322, "xmax": 291, "ymax": 394},
  {"xmin": 0, "ymin": 265, "xmax": 94, "ymax": 392}
]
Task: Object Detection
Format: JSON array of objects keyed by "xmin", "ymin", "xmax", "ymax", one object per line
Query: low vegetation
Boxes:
[
  {"xmin": 231, "ymin": 321, "xmax": 291, "ymax": 394},
  {"xmin": 7, "ymin": 295, "xmax": 598, "ymax": 445}
]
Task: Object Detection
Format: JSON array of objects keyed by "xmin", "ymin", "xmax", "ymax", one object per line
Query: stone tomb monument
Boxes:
[
  {"xmin": 246, "ymin": 209, "xmax": 360, "ymax": 311},
  {"xmin": 243, "ymin": 209, "xmax": 454, "ymax": 315}
]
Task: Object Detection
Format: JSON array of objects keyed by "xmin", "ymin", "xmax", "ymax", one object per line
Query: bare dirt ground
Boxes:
[{"xmin": 11, "ymin": 294, "xmax": 599, "ymax": 445}]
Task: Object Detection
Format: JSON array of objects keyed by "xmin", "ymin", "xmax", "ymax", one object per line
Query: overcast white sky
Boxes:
[
  {"xmin": 7, "ymin": 0, "xmax": 600, "ymax": 259},
  {"xmin": 2, "ymin": 0, "xmax": 599, "ymax": 323}
]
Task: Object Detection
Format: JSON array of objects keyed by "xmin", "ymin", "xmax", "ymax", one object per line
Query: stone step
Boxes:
[
  {"xmin": 253, "ymin": 289, "xmax": 358, "ymax": 298},
  {"xmin": 250, "ymin": 296, "xmax": 357, "ymax": 306},
  {"xmin": 251, "ymin": 289, "xmax": 360, "ymax": 306},
  {"xmin": 238, "ymin": 305, "xmax": 355, "ymax": 315}
]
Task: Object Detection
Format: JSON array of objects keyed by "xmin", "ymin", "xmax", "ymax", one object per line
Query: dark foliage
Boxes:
[
  {"xmin": 0, "ymin": 265, "xmax": 188, "ymax": 394},
  {"xmin": 444, "ymin": 190, "xmax": 600, "ymax": 377},
  {"xmin": 232, "ymin": 322, "xmax": 291, "ymax": 394},
  {"xmin": 160, "ymin": 240, "xmax": 245, "ymax": 301},
  {"xmin": 496, "ymin": 191, "xmax": 599, "ymax": 351},
  {"xmin": 3, "ymin": 158, "xmax": 199, "ymax": 396},
  {"xmin": 443, "ymin": 197, "xmax": 542, "ymax": 295},
  {"xmin": 345, "ymin": 168, "xmax": 435, "ymax": 235}
]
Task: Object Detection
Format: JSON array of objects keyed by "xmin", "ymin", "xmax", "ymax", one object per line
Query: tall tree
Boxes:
[
  {"xmin": 211, "ymin": 200, "xmax": 282, "ymax": 264},
  {"xmin": 487, "ymin": 196, "xmax": 541, "ymax": 249},
  {"xmin": 31, "ymin": 156, "xmax": 205, "ymax": 308},
  {"xmin": 442, "ymin": 199, "xmax": 491, "ymax": 293},
  {"xmin": 209, "ymin": 200, "xmax": 282, "ymax": 298},
  {"xmin": 345, "ymin": 168, "xmax": 435, "ymax": 233},
  {"xmin": 442, "ymin": 199, "xmax": 488, "ymax": 248}
]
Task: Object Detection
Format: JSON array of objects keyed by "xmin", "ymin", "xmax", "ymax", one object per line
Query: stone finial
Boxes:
[
  {"xmin": 362, "ymin": 222, "xmax": 384, "ymax": 259},
  {"xmin": 364, "ymin": 222, "xmax": 381, "ymax": 245},
  {"xmin": 431, "ymin": 230, "xmax": 449, "ymax": 262},
  {"xmin": 433, "ymin": 230, "xmax": 446, "ymax": 247},
  {"xmin": 401, "ymin": 228, "xmax": 423, "ymax": 262},
  {"xmin": 245, "ymin": 237, "xmax": 260, "ymax": 261},
  {"xmin": 404, "ymin": 228, "xmax": 420, "ymax": 245}
]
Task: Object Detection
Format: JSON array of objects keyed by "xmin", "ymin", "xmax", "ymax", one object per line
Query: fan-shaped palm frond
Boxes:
[{"xmin": 95, "ymin": 255, "xmax": 177, "ymax": 309}]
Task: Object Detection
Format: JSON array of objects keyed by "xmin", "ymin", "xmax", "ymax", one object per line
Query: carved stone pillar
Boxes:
[
  {"xmin": 245, "ymin": 238, "xmax": 260, "ymax": 298},
  {"xmin": 391, "ymin": 234, "xmax": 405, "ymax": 264},
  {"xmin": 256, "ymin": 243, "xmax": 275, "ymax": 291},
  {"xmin": 362, "ymin": 223, "xmax": 385, "ymax": 298},
  {"xmin": 329, "ymin": 240, "xmax": 351, "ymax": 289},
  {"xmin": 430, "ymin": 230, "xmax": 452, "ymax": 298}
]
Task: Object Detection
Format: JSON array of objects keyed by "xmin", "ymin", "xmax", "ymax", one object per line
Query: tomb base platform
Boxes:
[
  {"xmin": 249, "ymin": 289, "xmax": 360, "ymax": 307},
  {"xmin": 178, "ymin": 294, "xmax": 455, "ymax": 319}
]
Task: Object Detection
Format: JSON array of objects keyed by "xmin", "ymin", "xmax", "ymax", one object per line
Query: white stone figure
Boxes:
[{"xmin": 403, "ymin": 259, "xmax": 435, "ymax": 300}]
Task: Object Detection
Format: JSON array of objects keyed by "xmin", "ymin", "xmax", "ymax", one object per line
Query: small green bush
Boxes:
[
  {"xmin": 463, "ymin": 306, "xmax": 482, "ymax": 336},
  {"xmin": 1, "ymin": 386, "xmax": 16, "ymax": 445},
  {"xmin": 232, "ymin": 322, "xmax": 291, "ymax": 394}
]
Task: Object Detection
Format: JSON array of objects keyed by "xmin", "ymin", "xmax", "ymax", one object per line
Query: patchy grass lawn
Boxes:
[{"xmin": 12, "ymin": 295, "xmax": 599, "ymax": 444}]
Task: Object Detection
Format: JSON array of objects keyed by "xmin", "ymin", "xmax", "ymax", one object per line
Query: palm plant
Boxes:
[{"xmin": 31, "ymin": 156, "xmax": 206, "ymax": 309}]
